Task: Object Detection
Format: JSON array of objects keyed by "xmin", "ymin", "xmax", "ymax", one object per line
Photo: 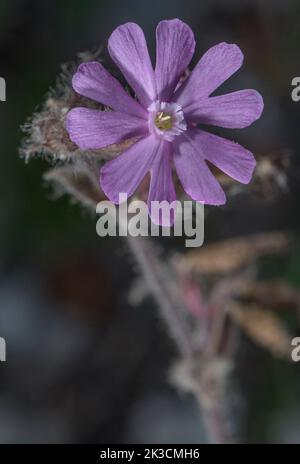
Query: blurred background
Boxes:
[{"xmin": 0, "ymin": 0, "xmax": 300, "ymax": 444}]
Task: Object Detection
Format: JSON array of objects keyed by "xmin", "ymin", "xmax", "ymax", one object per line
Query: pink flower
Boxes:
[{"xmin": 66, "ymin": 19, "xmax": 263, "ymax": 225}]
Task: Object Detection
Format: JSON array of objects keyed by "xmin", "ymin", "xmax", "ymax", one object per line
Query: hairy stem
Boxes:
[
  {"xmin": 126, "ymin": 233, "xmax": 234, "ymax": 444},
  {"xmin": 127, "ymin": 235, "xmax": 193, "ymax": 358}
]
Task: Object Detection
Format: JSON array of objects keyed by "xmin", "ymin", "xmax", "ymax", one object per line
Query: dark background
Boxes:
[{"xmin": 0, "ymin": 0, "xmax": 300, "ymax": 443}]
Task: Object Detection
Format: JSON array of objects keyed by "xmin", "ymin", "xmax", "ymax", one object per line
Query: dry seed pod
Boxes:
[
  {"xmin": 230, "ymin": 303, "xmax": 292, "ymax": 358},
  {"xmin": 238, "ymin": 280, "xmax": 300, "ymax": 311},
  {"xmin": 178, "ymin": 232, "xmax": 290, "ymax": 275}
]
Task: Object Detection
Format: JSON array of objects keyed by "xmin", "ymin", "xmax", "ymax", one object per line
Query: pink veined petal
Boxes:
[
  {"xmin": 188, "ymin": 129, "xmax": 256, "ymax": 184},
  {"xmin": 72, "ymin": 62, "xmax": 147, "ymax": 118},
  {"xmin": 100, "ymin": 135, "xmax": 163, "ymax": 203},
  {"xmin": 175, "ymin": 42, "xmax": 244, "ymax": 106},
  {"xmin": 148, "ymin": 141, "xmax": 176, "ymax": 226},
  {"xmin": 108, "ymin": 22, "xmax": 156, "ymax": 108},
  {"xmin": 155, "ymin": 19, "xmax": 195, "ymax": 102},
  {"xmin": 173, "ymin": 130, "xmax": 226, "ymax": 205},
  {"xmin": 184, "ymin": 89, "xmax": 264, "ymax": 128},
  {"xmin": 66, "ymin": 108, "xmax": 148, "ymax": 150}
]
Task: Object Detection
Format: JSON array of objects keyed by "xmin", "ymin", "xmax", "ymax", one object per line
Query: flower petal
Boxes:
[
  {"xmin": 100, "ymin": 135, "xmax": 163, "ymax": 203},
  {"xmin": 184, "ymin": 90, "xmax": 264, "ymax": 128},
  {"xmin": 148, "ymin": 141, "xmax": 176, "ymax": 226},
  {"xmin": 188, "ymin": 129, "xmax": 256, "ymax": 184},
  {"xmin": 72, "ymin": 62, "xmax": 146, "ymax": 118},
  {"xmin": 175, "ymin": 42, "xmax": 244, "ymax": 106},
  {"xmin": 108, "ymin": 22, "xmax": 156, "ymax": 107},
  {"xmin": 173, "ymin": 130, "xmax": 226, "ymax": 205},
  {"xmin": 66, "ymin": 108, "xmax": 148, "ymax": 150},
  {"xmin": 155, "ymin": 19, "xmax": 195, "ymax": 102}
]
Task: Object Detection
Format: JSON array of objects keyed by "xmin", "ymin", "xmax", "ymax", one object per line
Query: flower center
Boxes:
[
  {"xmin": 154, "ymin": 111, "xmax": 173, "ymax": 131},
  {"xmin": 148, "ymin": 101, "xmax": 187, "ymax": 142}
]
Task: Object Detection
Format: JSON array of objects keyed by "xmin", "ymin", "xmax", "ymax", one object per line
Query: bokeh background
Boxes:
[{"xmin": 1, "ymin": 0, "xmax": 300, "ymax": 443}]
